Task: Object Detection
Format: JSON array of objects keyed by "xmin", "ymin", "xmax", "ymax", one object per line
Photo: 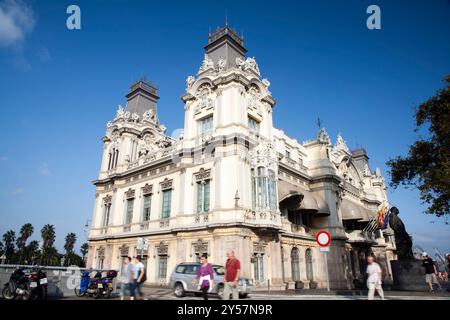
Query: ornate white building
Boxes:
[{"xmin": 87, "ymin": 25, "xmax": 396, "ymax": 290}]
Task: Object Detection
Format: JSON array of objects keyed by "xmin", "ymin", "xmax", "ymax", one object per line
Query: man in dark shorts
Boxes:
[
  {"xmin": 422, "ymin": 252, "xmax": 441, "ymax": 292},
  {"xmin": 223, "ymin": 250, "xmax": 240, "ymax": 300}
]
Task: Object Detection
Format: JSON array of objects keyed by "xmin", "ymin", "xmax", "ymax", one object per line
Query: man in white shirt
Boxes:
[
  {"xmin": 132, "ymin": 256, "xmax": 146, "ymax": 300},
  {"xmin": 366, "ymin": 256, "xmax": 384, "ymax": 300}
]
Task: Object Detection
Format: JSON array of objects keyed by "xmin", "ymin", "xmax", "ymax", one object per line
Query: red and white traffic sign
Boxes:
[{"xmin": 316, "ymin": 230, "xmax": 331, "ymax": 247}]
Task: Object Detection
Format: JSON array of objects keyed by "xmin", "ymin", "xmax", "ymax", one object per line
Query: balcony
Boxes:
[
  {"xmin": 89, "ymin": 209, "xmax": 283, "ymax": 239},
  {"xmin": 345, "ymin": 230, "xmax": 376, "ymax": 243}
]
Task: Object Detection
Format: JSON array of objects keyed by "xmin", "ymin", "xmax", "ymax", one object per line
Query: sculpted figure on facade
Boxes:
[
  {"xmin": 131, "ymin": 113, "xmax": 139, "ymax": 123},
  {"xmin": 186, "ymin": 75, "xmax": 195, "ymax": 89},
  {"xmin": 217, "ymin": 58, "xmax": 227, "ymax": 72},
  {"xmin": 115, "ymin": 105, "xmax": 125, "ymax": 120},
  {"xmin": 199, "ymin": 54, "xmax": 214, "ymax": 73},
  {"xmin": 143, "ymin": 109, "xmax": 156, "ymax": 123}
]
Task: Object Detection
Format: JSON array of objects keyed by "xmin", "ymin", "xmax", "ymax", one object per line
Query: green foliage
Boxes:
[
  {"xmin": 16, "ymin": 223, "xmax": 34, "ymax": 264},
  {"xmin": 80, "ymin": 243, "xmax": 89, "ymax": 259},
  {"xmin": 2, "ymin": 230, "xmax": 16, "ymax": 263},
  {"xmin": 64, "ymin": 232, "xmax": 77, "ymax": 254},
  {"xmin": 387, "ymin": 75, "xmax": 450, "ymax": 218}
]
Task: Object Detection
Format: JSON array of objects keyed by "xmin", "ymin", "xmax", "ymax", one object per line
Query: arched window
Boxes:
[
  {"xmin": 251, "ymin": 167, "xmax": 278, "ymax": 210},
  {"xmin": 305, "ymin": 248, "xmax": 314, "ymax": 281},
  {"xmin": 257, "ymin": 167, "xmax": 267, "ymax": 208},
  {"xmin": 291, "ymin": 247, "xmax": 300, "ymax": 281},
  {"xmin": 268, "ymin": 170, "xmax": 277, "ymax": 210}
]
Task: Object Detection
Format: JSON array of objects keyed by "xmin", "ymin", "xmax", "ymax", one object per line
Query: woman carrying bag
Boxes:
[{"xmin": 192, "ymin": 253, "xmax": 214, "ymax": 300}]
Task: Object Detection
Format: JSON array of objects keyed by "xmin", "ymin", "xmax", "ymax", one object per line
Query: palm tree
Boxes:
[
  {"xmin": 63, "ymin": 233, "xmax": 77, "ymax": 266},
  {"xmin": 40, "ymin": 225, "xmax": 58, "ymax": 266},
  {"xmin": 41, "ymin": 224, "xmax": 55, "ymax": 249},
  {"xmin": 2, "ymin": 230, "xmax": 16, "ymax": 263},
  {"xmin": 64, "ymin": 233, "xmax": 77, "ymax": 254},
  {"xmin": 80, "ymin": 243, "xmax": 89, "ymax": 260},
  {"xmin": 0, "ymin": 240, "xmax": 4, "ymax": 258},
  {"xmin": 25, "ymin": 240, "xmax": 40, "ymax": 264},
  {"xmin": 16, "ymin": 223, "xmax": 34, "ymax": 264}
]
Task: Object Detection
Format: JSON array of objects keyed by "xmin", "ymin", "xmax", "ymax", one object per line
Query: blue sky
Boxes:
[{"xmin": 0, "ymin": 0, "xmax": 449, "ymax": 256}]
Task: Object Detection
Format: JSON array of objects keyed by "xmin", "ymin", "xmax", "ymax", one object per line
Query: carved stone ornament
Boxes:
[
  {"xmin": 160, "ymin": 178, "xmax": 173, "ymax": 190},
  {"xmin": 317, "ymin": 128, "xmax": 331, "ymax": 144},
  {"xmin": 115, "ymin": 105, "xmax": 125, "ymax": 120},
  {"xmin": 142, "ymin": 109, "xmax": 156, "ymax": 123},
  {"xmin": 249, "ymin": 140, "xmax": 278, "ymax": 172},
  {"xmin": 334, "ymin": 132, "xmax": 349, "ymax": 153},
  {"xmin": 103, "ymin": 194, "xmax": 112, "ymax": 205},
  {"xmin": 193, "ymin": 239, "xmax": 208, "ymax": 254},
  {"xmin": 247, "ymin": 86, "xmax": 262, "ymax": 114},
  {"xmin": 253, "ymin": 241, "xmax": 266, "ymax": 254},
  {"xmin": 199, "ymin": 54, "xmax": 214, "ymax": 73},
  {"xmin": 156, "ymin": 241, "xmax": 168, "ymax": 255},
  {"xmin": 125, "ymin": 188, "xmax": 135, "ymax": 199},
  {"xmin": 194, "ymin": 168, "xmax": 211, "ymax": 182},
  {"xmin": 186, "ymin": 75, "xmax": 195, "ymax": 89},
  {"xmin": 142, "ymin": 183, "xmax": 153, "ymax": 195},
  {"xmin": 119, "ymin": 244, "xmax": 129, "ymax": 257},
  {"xmin": 97, "ymin": 246, "xmax": 105, "ymax": 258},
  {"xmin": 217, "ymin": 58, "xmax": 227, "ymax": 72},
  {"xmin": 195, "ymin": 85, "xmax": 214, "ymax": 113},
  {"xmin": 236, "ymin": 56, "xmax": 260, "ymax": 75}
]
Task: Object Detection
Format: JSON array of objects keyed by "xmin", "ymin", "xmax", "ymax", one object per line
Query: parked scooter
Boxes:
[
  {"xmin": 98, "ymin": 270, "xmax": 117, "ymax": 298},
  {"xmin": 74, "ymin": 270, "xmax": 103, "ymax": 298},
  {"xmin": 2, "ymin": 267, "xmax": 47, "ymax": 300}
]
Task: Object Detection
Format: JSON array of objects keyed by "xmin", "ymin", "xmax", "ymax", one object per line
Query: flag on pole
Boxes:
[
  {"xmin": 376, "ymin": 206, "xmax": 388, "ymax": 228},
  {"xmin": 382, "ymin": 209, "xmax": 390, "ymax": 229}
]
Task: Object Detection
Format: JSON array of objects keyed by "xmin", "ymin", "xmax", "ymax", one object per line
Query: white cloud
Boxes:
[
  {"xmin": 39, "ymin": 163, "xmax": 50, "ymax": 176},
  {"xmin": 0, "ymin": 0, "xmax": 35, "ymax": 48}
]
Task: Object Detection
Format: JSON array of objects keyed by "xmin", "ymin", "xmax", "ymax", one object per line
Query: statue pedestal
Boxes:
[{"xmin": 391, "ymin": 259, "xmax": 427, "ymax": 291}]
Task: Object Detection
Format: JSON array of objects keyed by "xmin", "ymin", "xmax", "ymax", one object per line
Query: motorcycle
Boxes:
[
  {"xmin": 98, "ymin": 270, "xmax": 117, "ymax": 298},
  {"xmin": 2, "ymin": 267, "xmax": 47, "ymax": 300}
]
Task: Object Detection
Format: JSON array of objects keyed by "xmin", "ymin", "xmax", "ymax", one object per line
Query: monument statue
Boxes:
[
  {"xmin": 388, "ymin": 206, "xmax": 427, "ymax": 291},
  {"xmin": 388, "ymin": 207, "xmax": 414, "ymax": 260}
]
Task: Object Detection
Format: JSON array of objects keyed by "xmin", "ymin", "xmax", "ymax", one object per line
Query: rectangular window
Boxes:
[
  {"xmin": 248, "ymin": 116, "xmax": 260, "ymax": 131},
  {"xmin": 161, "ymin": 190, "xmax": 172, "ymax": 219},
  {"xmin": 253, "ymin": 254, "xmax": 264, "ymax": 281},
  {"xmin": 102, "ymin": 204, "xmax": 111, "ymax": 227},
  {"xmin": 196, "ymin": 180, "xmax": 210, "ymax": 213},
  {"xmin": 158, "ymin": 255, "xmax": 168, "ymax": 279},
  {"xmin": 142, "ymin": 194, "xmax": 151, "ymax": 221},
  {"xmin": 197, "ymin": 115, "xmax": 213, "ymax": 135},
  {"xmin": 125, "ymin": 199, "xmax": 134, "ymax": 224}
]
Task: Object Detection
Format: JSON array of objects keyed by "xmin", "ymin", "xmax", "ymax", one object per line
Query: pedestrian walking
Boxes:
[
  {"xmin": 133, "ymin": 256, "xmax": 147, "ymax": 300},
  {"xmin": 422, "ymin": 252, "xmax": 442, "ymax": 292},
  {"xmin": 120, "ymin": 256, "xmax": 135, "ymax": 300},
  {"xmin": 192, "ymin": 253, "xmax": 214, "ymax": 300},
  {"xmin": 366, "ymin": 256, "xmax": 384, "ymax": 300},
  {"xmin": 223, "ymin": 250, "xmax": 240, "ymax": 300}
]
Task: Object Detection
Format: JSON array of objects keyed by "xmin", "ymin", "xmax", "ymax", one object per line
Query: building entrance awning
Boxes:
[
  {"xmin": 341, "ymin": 199, "xmax": 370, "ymax": 221},
  {"xmin": 278, "ymin": 180, "xmax": 330, "ymax": 215}
]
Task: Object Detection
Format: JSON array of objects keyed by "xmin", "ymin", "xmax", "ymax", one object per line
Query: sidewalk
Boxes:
[{"xmin": 140, "ymin": 283, "xmax": 450, "ymax": 298}]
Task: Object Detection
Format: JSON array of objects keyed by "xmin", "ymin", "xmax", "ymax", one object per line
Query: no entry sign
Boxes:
[{"xmin": 316, "ymin": 230, "xmax": 331, "ymax": 247}]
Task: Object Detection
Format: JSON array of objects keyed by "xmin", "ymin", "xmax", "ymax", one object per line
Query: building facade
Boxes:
[{"xmin": 87, "ymin": 25, "xmax": 396, "ymax": 290}]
